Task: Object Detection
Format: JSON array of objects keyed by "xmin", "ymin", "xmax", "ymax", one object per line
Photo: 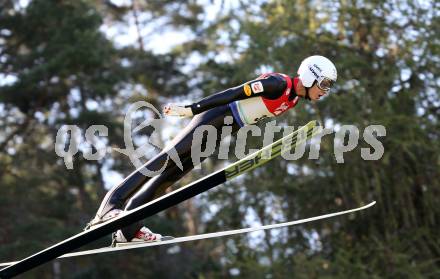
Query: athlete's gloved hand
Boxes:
[{"xmin": 163, "ymin": 103, "xmax": 194, "ymax": 117}]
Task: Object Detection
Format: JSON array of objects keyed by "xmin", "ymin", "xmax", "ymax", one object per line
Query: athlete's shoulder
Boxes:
[
  {"xmin": 240, "ymin": 73, "xmax": 287, "ymax": 98},
  {"xmin": 260, "ymin": 73, "xmax": 288, "ymax": 91},
  {"xmin": 258, "ymin": 72, "xmax": 288, "ymax": 80},
  {"xmin": 259, "ymin": 72, "xmax": 288, "ymax": 83}
]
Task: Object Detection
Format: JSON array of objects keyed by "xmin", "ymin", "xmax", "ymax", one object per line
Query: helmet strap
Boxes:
[
  {"xmin": 304, "ymin": 80, "xmax": 317, "ymax": 101},
  {"xmin": 305, "ymin": 87, "xmax": 311, "ymax": 100}
]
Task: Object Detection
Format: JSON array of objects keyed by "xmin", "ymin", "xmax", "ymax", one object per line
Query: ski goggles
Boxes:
[{"xmin": 316, "ymin": 77, "xmax": 335, "ymax": 92}]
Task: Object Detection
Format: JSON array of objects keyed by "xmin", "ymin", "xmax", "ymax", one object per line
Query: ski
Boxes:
[
  {"xmin": 0, "ymin": 201, "xmax": 375, "ymax": 267},
  {"xmin": 0, "ymin": 120, "xmax": 319, "ymax": 278}
]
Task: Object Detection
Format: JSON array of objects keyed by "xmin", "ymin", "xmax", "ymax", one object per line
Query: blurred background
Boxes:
[{"xmin": 0, "ymin": 0, "xmax": 439, "ymax": 278}]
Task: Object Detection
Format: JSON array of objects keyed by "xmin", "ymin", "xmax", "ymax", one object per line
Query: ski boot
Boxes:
[{"xmin": 112, "ymin": 226, "xmax": 174, "ymax": 247}]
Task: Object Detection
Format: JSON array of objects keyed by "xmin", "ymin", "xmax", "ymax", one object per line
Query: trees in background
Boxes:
[{"xmin": 0, "ymin": 0, "xmax": 438, "ymax": 278}]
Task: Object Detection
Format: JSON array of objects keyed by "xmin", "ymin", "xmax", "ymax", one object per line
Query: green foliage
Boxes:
[{"xmin": 0, "ymin": 0, "xmax": 438, "ymax": 278}]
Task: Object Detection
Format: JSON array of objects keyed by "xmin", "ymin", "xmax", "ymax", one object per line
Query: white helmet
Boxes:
[{"xmin": 297, "ymin": 55, "xmax": 337, "ymax": 91}]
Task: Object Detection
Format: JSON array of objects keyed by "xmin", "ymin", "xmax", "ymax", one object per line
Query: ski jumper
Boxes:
[{"xmin": 96, "ymin": 73, "xmax": 301, "ymax": 239}]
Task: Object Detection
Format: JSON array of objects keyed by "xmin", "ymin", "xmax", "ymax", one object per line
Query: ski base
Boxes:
[{"xmin": 0, "ymin": 201, "xmax": 375, "ymax": 267}]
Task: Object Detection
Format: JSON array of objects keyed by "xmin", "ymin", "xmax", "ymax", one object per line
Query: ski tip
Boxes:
[{"xmin": 364, "ymin": 201, "xmax": 376, "ymax": 209}]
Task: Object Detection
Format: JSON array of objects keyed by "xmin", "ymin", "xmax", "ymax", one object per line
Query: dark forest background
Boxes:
[{"xmin": 0, "ymin": 0, "xmax": 439, "ymax": 278}]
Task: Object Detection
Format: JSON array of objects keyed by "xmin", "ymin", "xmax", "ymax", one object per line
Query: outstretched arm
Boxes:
[{"xmin": 164, "ymin": 74, "xmax": 287, "ymax": 117}]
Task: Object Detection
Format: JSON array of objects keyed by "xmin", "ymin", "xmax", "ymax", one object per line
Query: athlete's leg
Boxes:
[
  {"xmin": 119, "ymin": 105, "xmax": 240, "ymax": 239},
  {"xmin": 95, "ymin": 105, "xmax": 238, "ymax": 219},
  {"xmin": 119, "ymin": 157, "xmax": 195, "ymax": 238},
  {"xmin": 95, "ymin": 121, "xmax": 196, "ymax": 218}
]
